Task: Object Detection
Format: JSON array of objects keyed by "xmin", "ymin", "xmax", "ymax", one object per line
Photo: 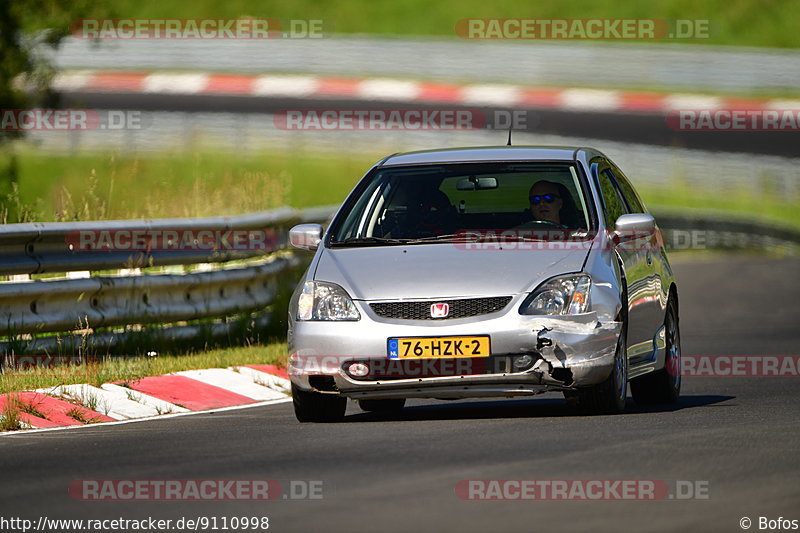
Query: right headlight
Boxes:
[
  {"xmin": 519, "ymin": 274, "xmax": 591, "ymax": 315},
  {"xmin": 297, "ymin": 280, "xmax": 361, "ymax": 321}
]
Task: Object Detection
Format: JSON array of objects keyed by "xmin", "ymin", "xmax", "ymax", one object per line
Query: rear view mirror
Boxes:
[
  {"xmin": 456, "ymin": 177, "xmax": 498, "ymax": 191},
  {"xmin": 289, "ymin": 224, "xmax": 323, "ymax": 250}
]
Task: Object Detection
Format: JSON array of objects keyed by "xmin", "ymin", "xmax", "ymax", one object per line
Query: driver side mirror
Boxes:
[
  {"xmin": 613, "ymin": 214, "xmax": 655, "ymax": 244},
  {"xmin": 289, "ymin": 224, "xmax": 323, "ymax": 250}
]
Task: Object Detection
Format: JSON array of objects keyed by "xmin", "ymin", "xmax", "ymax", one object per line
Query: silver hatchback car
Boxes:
[{"xmin": 287, "ymin": 146, "xmax": 680, "ymax": 422}]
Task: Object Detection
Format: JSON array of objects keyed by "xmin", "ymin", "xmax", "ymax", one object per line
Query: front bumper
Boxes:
[{"xmin": 289, "ymin": 305, "xmax": 622, "ymax": 400}]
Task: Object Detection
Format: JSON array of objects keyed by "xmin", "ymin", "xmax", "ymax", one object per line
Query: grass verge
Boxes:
[
  {"xmin": 4, "ymin": 148, "xmax": 372, "ymax": 222},
  {"xmin": 0, "ymin": 343, "xmax": 287, "ymax": 396},
  {"xmin": 0, "ymin": 395, "xmax": 24, "ymax": 431}
]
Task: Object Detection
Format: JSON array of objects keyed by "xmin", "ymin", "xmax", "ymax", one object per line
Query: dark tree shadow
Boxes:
[{"xmin": 340, "ymin": 395, "xmax": 735, "ymax": 423}]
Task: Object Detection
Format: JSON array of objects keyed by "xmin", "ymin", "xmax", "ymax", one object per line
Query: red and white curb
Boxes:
[
  {"xmin": 52, "ymin": 70, "xmax": 800, "ymax": 114},
  {"xmin": 0, "ymin": 364, "xmax": 291, "ymax": 432}
]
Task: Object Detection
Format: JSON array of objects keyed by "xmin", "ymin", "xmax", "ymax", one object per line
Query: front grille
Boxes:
[{"xmin": 370, "ymin": 296, "xmax": 513, "ymax": 320}]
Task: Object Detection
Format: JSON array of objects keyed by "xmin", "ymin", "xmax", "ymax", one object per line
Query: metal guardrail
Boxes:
[
  {"xmin": 2, "ymin": 257, "xmax": 290, "ymax": 334},
  {"xmin": 0, "ymin": 206, "xmax": 338, "ymax": 352},
  {"xmin": 0, "ymin": 205, "xmax": 335, "ymax": 275},
  {"xmin": 655, "ymin": 208, "xmax": 800, "ymax": 251}
]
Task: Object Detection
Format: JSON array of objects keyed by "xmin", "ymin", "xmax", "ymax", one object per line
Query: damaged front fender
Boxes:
[{"xmin": 526, "ymin": 313, "xmax": 622, "ymax": 387}]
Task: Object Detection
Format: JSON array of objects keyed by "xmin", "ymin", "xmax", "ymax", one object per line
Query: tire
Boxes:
[
  {"xmin": 291, "ymin": 383, "xmax": 347, "ymax": 423},
  {"xmin": 358, "ymin": 399, "xmax": 406, "ymax": 412},
  {"xmin": 565, "ymin": 316, "xmax": 628, "ymax": 414},
  {"xmin": 631, "ymin": 295, "xmax": 681, "ymax": 405}
]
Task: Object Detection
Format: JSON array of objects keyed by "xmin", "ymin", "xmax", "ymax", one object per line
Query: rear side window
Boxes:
[
  {"xmin": 595, "ymin": 165, "xmax": 629, "ymax": 229},
  {"xmin": 610, "ymin": 165, "xmax": 646, "ymax": 213}
]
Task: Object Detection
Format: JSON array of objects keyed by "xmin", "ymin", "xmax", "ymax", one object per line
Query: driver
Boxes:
[
  {"xmin": 528, "ymin": 180, "xmax": 582, "ymax": 227},
  {"xmin": 528, "ymin": 180, "xmax": 564, "ymax": 225}
]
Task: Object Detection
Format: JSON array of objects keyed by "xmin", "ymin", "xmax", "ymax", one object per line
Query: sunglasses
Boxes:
[{"xmin": 529, "ymin": 194, "xmax": 559, "ymax": 205}]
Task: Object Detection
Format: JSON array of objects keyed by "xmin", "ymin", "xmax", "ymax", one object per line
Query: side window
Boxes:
[
  {"xmin": 610, "ymin": 165, "xmax": 646, "ymax": 213},
  {"xmin": 596, "ymin": 165, "xmax": 629, "ymax": 229}
]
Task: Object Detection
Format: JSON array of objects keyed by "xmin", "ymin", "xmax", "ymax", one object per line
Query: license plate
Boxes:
[{"xmin": 387, "ymin": 336, "xmax": 490, "ymax": 359}]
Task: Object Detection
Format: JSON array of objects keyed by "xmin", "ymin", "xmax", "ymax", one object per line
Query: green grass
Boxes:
[
  {"xmin": 0, "ymin": 343, "xmax": 287, "ymax": 395},
  {"xmin": 4, "ymin": 148, "xmax": 799, "ymax": 229},
  {"xmin": 5, "ymin": 148, "xmax": 375, "ymax": 222},
  {"xmin": 643, "ymin": 190, "xmax": 800, "ymax": 230},
  {"xmin": 0, "ymin": 396, "xmax": 24, "ymax": 431},
  {"xmin": 36, "ymin": 0, "xmax": 800, "ymax": 48}
]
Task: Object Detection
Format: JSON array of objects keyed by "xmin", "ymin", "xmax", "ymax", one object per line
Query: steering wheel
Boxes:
[{"xmin": 514, "ymin": 219, "xmax": 569, "ymax": 230}]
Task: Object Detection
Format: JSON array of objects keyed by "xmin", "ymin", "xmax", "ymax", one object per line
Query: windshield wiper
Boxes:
[
  {"xmin": 331, "ymin": 236, "xmax": 410, "ymax": 247},
  {"xmin": 403, "ymin": 233, "xmax": 478, "ymax": 244}
]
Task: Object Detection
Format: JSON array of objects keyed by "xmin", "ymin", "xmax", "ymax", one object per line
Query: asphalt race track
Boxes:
[
  {"xmin": 1, "ymin": 255, "xmax": 798, "ymax": 533},
  {"xmin": 59, "ymin": 91, "xmax": 800, "ymax": 158}
]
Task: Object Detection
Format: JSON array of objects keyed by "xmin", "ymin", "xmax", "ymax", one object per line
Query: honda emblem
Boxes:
[{"xmin": 430, "ymin": 303, "xmax": 449, "ymax": 318}]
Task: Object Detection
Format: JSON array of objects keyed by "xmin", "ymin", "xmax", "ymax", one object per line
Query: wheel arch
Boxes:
[{"xmin": 668, "ymin": 282, "xmax": 679, "ymax": 321}]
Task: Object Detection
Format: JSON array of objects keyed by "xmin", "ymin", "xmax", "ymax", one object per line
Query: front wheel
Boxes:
[
  {"xmin": 565, "ymin": 318, "xmax": 628, "ymax": 414},
  {"xmin": 631, "ymin": 296, "xmax": 681, "ymax": 405},
  {"xmin": 292, "ymin": 383, "xmax": 347, "ymax": 422}
]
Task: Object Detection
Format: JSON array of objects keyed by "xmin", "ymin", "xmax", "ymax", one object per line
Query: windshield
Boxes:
[{"xmin": 329, "ymin": 162, "xmax": 592, "ymax": 246}]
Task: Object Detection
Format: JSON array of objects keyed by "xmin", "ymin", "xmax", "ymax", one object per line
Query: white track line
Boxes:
[
  {"xmin": 51, "ymin": 71, "xmax": 93, "ymax": 91},
  {"xmin": 663, "ymin": 94, "xmax": 722, "ymax": 110},
  {"xmin": 357, "ymin": 79, "xmax": 421, "ymax": 101},
  {"xmin": 766, "ymin": 99, "xmax": 800, "ymax": 109},
  {"xmin": 560, "ymin": 88, "xmax": 621, "ymax": 111},
  {"xmin": 142, "ymin": 73, "xmax": 209, "ymax": 94},
  {"xmin": 252, "ymin": 75, "xmax": 319, "ymax": 97},
  {"xmin": 460, "ymin": 84, "xmax": 522, "ymax": 106}
]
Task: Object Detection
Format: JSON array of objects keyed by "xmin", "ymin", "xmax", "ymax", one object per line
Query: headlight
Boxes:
[
  {"xmin": 297, "ymin": 281, "xmax": 361, "ymax": 321},
  {"xmin": 519, "ymin": 274, "xmax": 591, "ymax": 315}
]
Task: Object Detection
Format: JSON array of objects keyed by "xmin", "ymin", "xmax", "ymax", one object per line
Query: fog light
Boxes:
[
  {"xmin": 348, "ymin": 362, "xmax": 370, "ymax": 377},
  {"xmin": 514, "ymin": 355, "xmax": 534, "ymax": 369}
]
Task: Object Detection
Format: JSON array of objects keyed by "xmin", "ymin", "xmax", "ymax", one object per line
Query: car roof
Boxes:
[{"xmin": 379, "ymin": 146, "xmax": 597, "ymax": 166}]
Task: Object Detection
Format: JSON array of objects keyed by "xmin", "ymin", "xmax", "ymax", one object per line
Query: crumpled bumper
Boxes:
[{"xmin": 289, "ymin": 312, "xmax": 622, "ymax": 400}]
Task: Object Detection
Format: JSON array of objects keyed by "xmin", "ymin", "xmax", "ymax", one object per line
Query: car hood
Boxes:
[{"xmin": 313, "ymin": 244, "xmax": 591, "ymax": 300}]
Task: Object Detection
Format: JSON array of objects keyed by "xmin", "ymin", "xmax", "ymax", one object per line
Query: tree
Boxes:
[{"xmin": 0, "ymin": 0, "xmax": 110, "ymax": 222}]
